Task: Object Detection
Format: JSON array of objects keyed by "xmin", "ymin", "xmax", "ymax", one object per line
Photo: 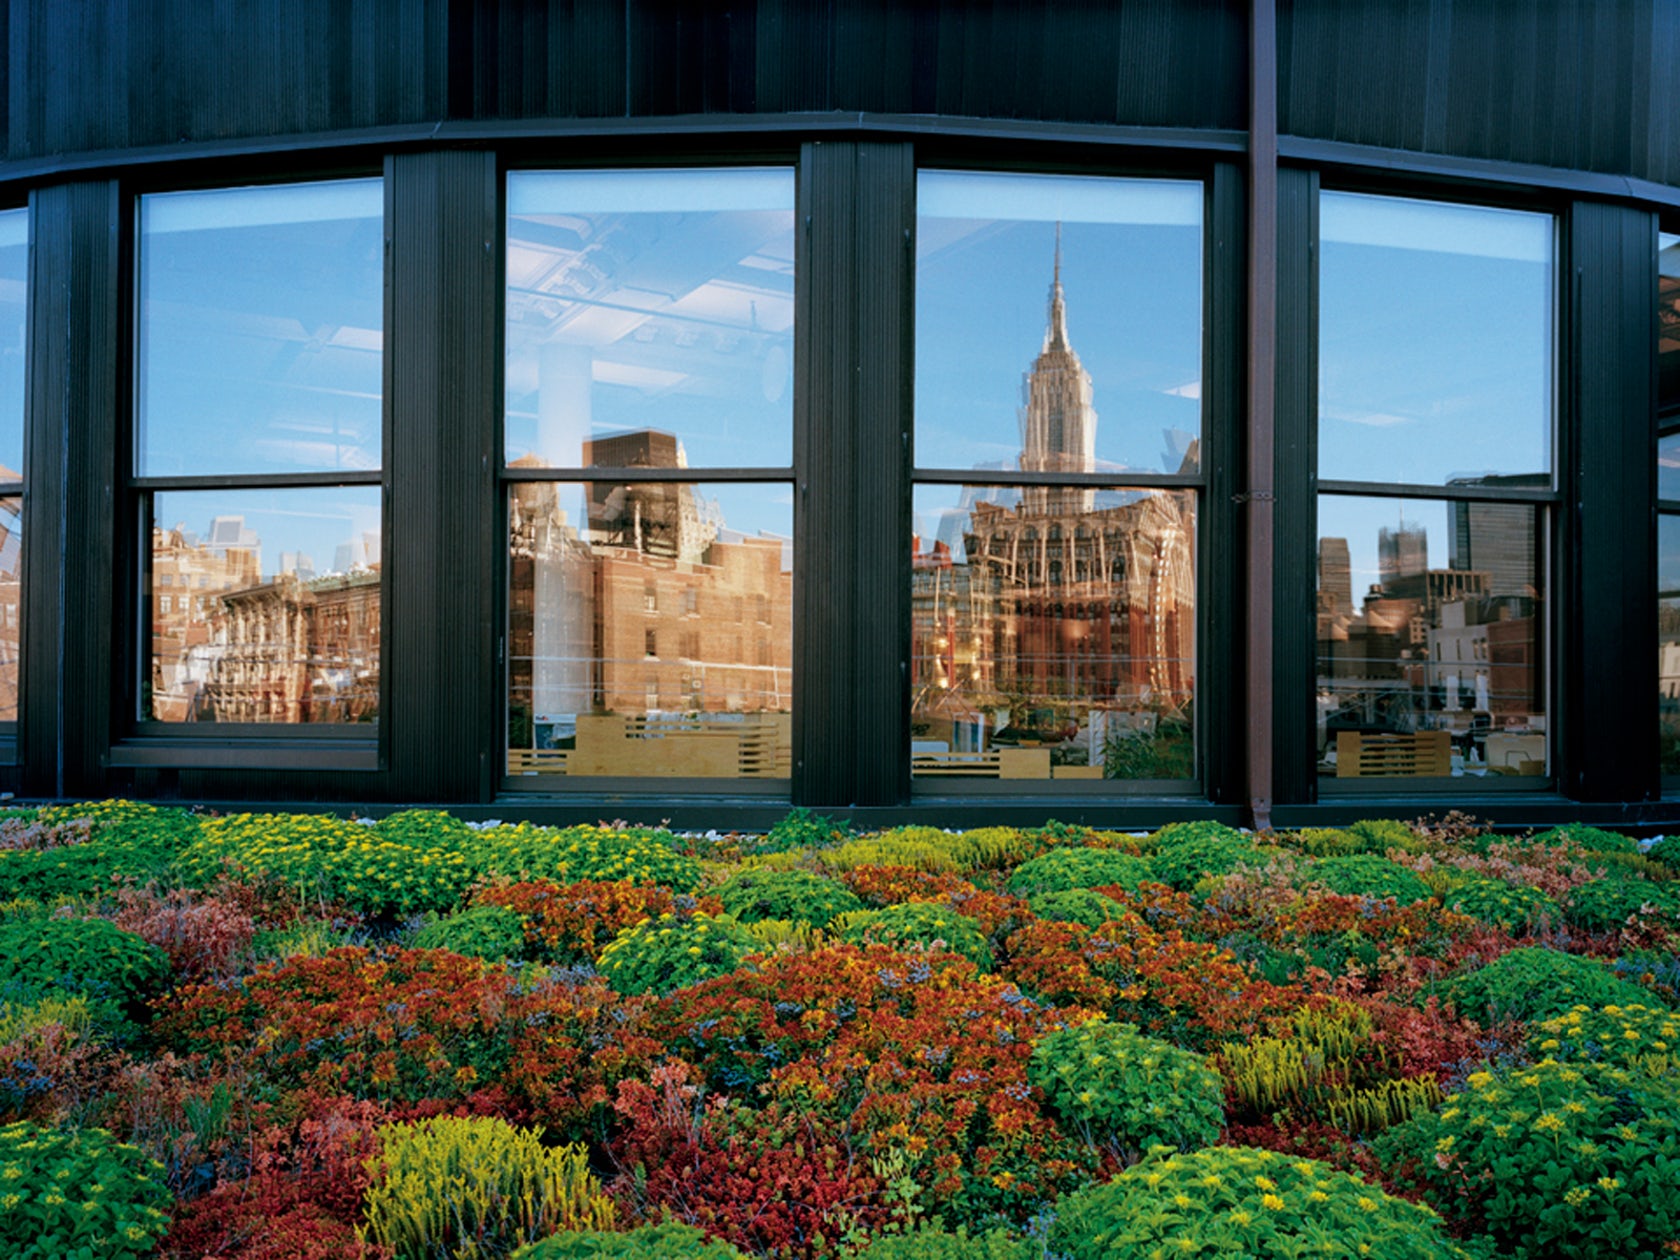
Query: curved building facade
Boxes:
[{"xmin": 1, "ymin": 0, "xmax": 1677, "ymax": 828}]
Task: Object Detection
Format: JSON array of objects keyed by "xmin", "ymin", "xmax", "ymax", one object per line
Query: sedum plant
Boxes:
[
  {"xmin": 1443, "ymin": 877, "xmax": 1559, "ymax": 931},
  {"xmin": 361, "ymin": 1114, "xmax": 613, "ymax": 1258},
  {"xmin": 850, "ymin": 1223, "xmax": 1034, "ymax": 1259},
  {"xmin": 1005, "ymin": 846, "xmax": 1153, "ymax": 897},
  {"xmin": 832, "ymin": 902, "xmax": 992, "ymax": 969},
  {"xmin": 1029, "ymin": 1017, "xmax": 1223, "ymax": 1158},
  {"xmin": 0, "ymin": 1120, "xmax": 171, "ymax": 1260},
  {"xmin": 713, "ymin": 869, "xmax": 862, "ymax": 928},
  {"xmin": 597, "ymin": 911, "xmax": 758, "ymax": 996},
  {"xmin": 410, "ymin": 903, "xmax": 529, "ymax": 961},
  {"xmin": 513, "ymin": 1223, "xmax": 744, "ymax": 1258},
  {"xmin": 1438, "ymin": 946, "xmax": 1656, "ymax": 1024},
  {"xmin": 1530, "ymin": 1002, "xmax": 1680, "ymax": 1076},
  {"xmin": 1047, "ymin": 1145, "xmax": 1470, "ymax": 1259},
  {"xmin": 1377, "ymin": 1058, "xmax": 1680, "ymax": 1260}
]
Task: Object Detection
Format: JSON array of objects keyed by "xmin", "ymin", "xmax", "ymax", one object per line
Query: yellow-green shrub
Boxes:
[
  {"xmin": 361, "ymin": 1115, "xmax": 613, "ymax": 1258},
  {"xmin": 1531, "ymin": 1002, "xmax": 1680, "ymax": 1077}
]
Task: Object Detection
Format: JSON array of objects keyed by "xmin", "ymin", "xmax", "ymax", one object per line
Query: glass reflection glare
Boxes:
[
  {"xmin": 1317, "ymin": 495, "xmax": 1545, "ymax": 782},
  {"xmin": 507, "ymin": 479, "xmax": 792, "ymax": 780},
  {"xmin": 147, "ymin": 488, "xmax": 382, "ymax": 724},
  {"xmin": 910, "ymin": 485, "xmax": 1196, "ymax": 782},
  {"xmin": 916, "ymin": 171, "xmax": 1203, "ymax": 475},
  {"xmin": 1319, "ymin": 193, "xmax": 1553, "ymax": 486},
  {"xmin": 0, "ymin": 210, "xmax": 24, "ymax": 479},
  {"xmin": 136, "ymin": 180, "xmax": 384, "ymax": 478},
  {"xmin": 505, "ymin": 169, "xmax": 795, "ymax": 470}
]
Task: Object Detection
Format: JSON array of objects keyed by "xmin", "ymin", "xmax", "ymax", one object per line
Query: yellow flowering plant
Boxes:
[
  {"xmin": 0, "ymin": 1120, "xmax": 170, "ymax": 1260},
  {"xmin": 597, "ymin": 911, "xmax": 758, "ymax": 996},
  {"xmin": 1047, "ymin": 1146, "xmax": 1471, "ymax": 1259}
]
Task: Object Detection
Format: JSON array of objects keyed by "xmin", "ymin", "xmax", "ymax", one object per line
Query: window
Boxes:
[
  {"xmin": 0, "ymin": 208, "xmax": 24, "ymax": 725},
  {"xmin": 911, "ymin": 171, "xmax": 1202, "ymax": 788},
  {"xmin": 134, "ymin": 179, "xmax": 384, "ymax": 727},
  {"xmin": 504, "ymin": 168, "xmax": 795, "ymax": 786},
  {"xmin": 1659, "ymin": 229, "xmax": 1680, "ymax": 775},
  {"xmin": 1316, "ymin": 193, "xmax": 1554, "ymax": 787}
]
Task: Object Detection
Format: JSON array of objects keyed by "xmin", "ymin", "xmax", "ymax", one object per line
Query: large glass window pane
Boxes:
[
  {"xmin": 0, "ymin": 497, "xmax": 18, "ymax": 721},
  {"xmin": 1317, "ymin": 495, "xmax": 1545, "ymax": 782},
  {"xmin": 1319, "ymin": 194, "xmax": 1553, "ymax": 486},
  {"xmin": 136, "ymin": 180, "xmax": 384, "ymax": 477},
  {"xmin": 0, "ymin": 210, "xmax": 24, "ymax": 478},
  {"xmin": 910, "ymin": 484, "xmax": 1196, "ymax": 783},
  {"xmin": 505, "ymin": 169, "xmax": 795, "ymax": 470},
  {"xmin": 1662, "ymin": 515, "xmax": 1680, "ymax": 776},
  {"xmin": 916, "ymin": 172, "xmax": 1203, "ymax": 474},
  {"xmin": 147, "ymin": 488, "xmax": 381, "ymax": 724},
  {"xmin": 1660, "ymin": 232, "xmax": 1680, "ymax": 499},
  {"xmin": 507, "ymin": 481, "xmax": 791, "ymax": 780}
]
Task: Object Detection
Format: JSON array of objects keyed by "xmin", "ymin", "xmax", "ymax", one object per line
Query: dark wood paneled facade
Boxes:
[{"xmin": 3, "ymin": 0, "xmax": 1679, "ymax": 827}]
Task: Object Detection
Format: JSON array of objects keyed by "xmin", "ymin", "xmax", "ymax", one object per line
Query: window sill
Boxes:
[{"xmin": 109, "ymin": 738, "xmax": 380, "ymax": 772}]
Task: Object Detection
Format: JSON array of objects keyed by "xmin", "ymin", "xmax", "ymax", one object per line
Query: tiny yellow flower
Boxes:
[
  {"xmin": 1261, "ymin": 1194, "xmax": 1285, "ymax": 1211},
  {"xmin": 1564, "ymin": 1186, "xmax": 1592, "ymax": 1207}
]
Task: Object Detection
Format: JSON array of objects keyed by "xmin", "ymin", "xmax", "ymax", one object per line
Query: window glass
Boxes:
[
  {"xmin": 1662, "ymin": 515, "xmax": 1680, "ymax": 775},
  {"xmin": 147, "ymin": 488, "xmax": 381, "ymax": 723},
  {"xmin": 505, "ymin": 169, "xmax": 795, "ymax": 470},
  {"xmin": 0, "ymin": 210, "xmax": 24, "ymax": 478},
  {"xmin": 1319, "ymin": 193, "xmax": 1553, "ymax": 486},
  {"xmin": 507, "ymin": 481, "xmax": 791, "ymax": 779},
  {"xmin": 136, "ymin": 180, "xmax": 384, "ymax": 478},
  {"xmin": 910, "ymin": 484, "xmax": 1196, "ymax": 782},
  {"xmin": 1659, "ymin": 232, "xmax": 1680, "ymax": 499},
  {"xmin": 916, "ymin": 172, "xmax": 1203, "ymax": 474},
  {"xmin": 0, "ymin": 497, "xmax": 18, "ymax": 721},
  {"xmin": 1317, "ymin": 495, "xmax": 1545, "ymax": 781}
]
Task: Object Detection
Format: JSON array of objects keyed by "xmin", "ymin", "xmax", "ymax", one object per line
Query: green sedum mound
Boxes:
[
  {"xmin": 1005, "ymin": 846, "xmax": 1153, "ymax": 897},
  {"xmin": 713, "ymin": 869, "xmax": 863, "ymax": 928},
  {"xmin": 1148, "ymin": 836, "xmax": 1273, "ymax": 891},
  {"xmin": 1047, "ymin": 1146, "xmax": 1471, "ymax": 1260},
  {"xmin": 1440, "ymin": 946, "xmax": 1657, "ymax": 1024},
  {"xmin": 598, "ymin": 912, "xmax": 758, "ymax": 996},
  {"xmin": 0, "ymin": 916, "xmax": 169, "ymax": 1017},
  {"xmin": 1048, "ymin": 1155, "xmax": 1471, "ymax": 1260},
  {"xmin": 1377, "ymin": 1058, "xmax": 1680, "ymax": 1260},
  {"xmin": 1029, "ymin": 1018, "xmax": 1223, "ymax": 1157},
  {"xmin": 1563, "ymin": 877, "xmax": 1680, "ymax": 934},
  {"xmin": 1442, "ymin": 877, "xmax": 1559, "ymax": 931},
  {"xmin": 1026, "ymin": 888, "xmax": 1127, "ymax": 930},
  {"xmin": 410, "ymin": 903, "xmax": 529, "ymax": 961},
  {"xmin": 833, "ymin": 902, "xmax": 992, "ymax": 969},
  {"xmin": 1303, "ymin": 855, "xmax": 1434, "ymax": 905},
  {"xmin": 850, "ymin": 1224, "xmax": 1034, "ymax": 1259},
  {"xmin": 513, "ymin": 1223, "xmax": 745, "ymax": 1259},
  {"xmin": 0, "ymin": 1120, "xmax": 172, "ymax": 1260}
]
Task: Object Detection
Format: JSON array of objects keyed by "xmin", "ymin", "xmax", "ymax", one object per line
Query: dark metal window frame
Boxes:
[
  {"xmin": 108, "ymin": 165, "xmax": 391, "ymax": 773},
  {"xmin": 1307, "ymin": 180, "xmax": 1565, "ymax": 799},
  {"xmin": 495, "ymin": 156, "xmax": 800, "ymax": 799}
]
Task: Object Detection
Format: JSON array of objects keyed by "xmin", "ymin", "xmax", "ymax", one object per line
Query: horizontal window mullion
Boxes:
[
  {"xmin": 500, "ymin": 465, "xmax": 793, "ymax": 483},
  {"xmin": 131, "ymin": 470, "xmax": 383, "ymax": 491},
  {"xmin": 1318, "ymin": 478, "xmax": 1557, "ymax": 503},
  {"xmin": 912, "ymin": 468, "xmax": 1203, "ymax": 489},
  {"xmin": 1658, "ymin": 501, "xmax": 1680, "ymax": 514}
]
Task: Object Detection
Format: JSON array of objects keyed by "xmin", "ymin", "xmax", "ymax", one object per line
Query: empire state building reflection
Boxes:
[{"xmin": 911, "ymin": 229, "xmax": 1197, "ymax": 781}]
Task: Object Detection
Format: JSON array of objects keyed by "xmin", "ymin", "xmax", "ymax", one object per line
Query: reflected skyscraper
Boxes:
[{"xmin": 1019, "ymin": 226, "xmax": 1098, "ymax": 514}]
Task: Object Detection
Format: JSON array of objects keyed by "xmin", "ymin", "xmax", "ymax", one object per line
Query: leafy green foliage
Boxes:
[
  {"xmin": 0, "ymin": 805, "xmax": 199, "ymax": 901},
  {"xmin": 1529, "ymin": 824, "xmax": 1640, "ymax": 854},
  {"xmin": 0, "ymin": 917, "xmax": 168, "ymax": 1018},
  {"xmin": 410, "ymin": 904, "xmax": 529, "ymax": 961},
  {"xmin": 1048, "ymin": 1146, "xmax": 1468, "ymax": 1260},
  {"xmin": 851, "ymin": 1224, "xmax": 1034, "ymax": 1259},
  {"xmin": 1005, "ymin": 846, "xmax": 1153, "ymax": 897},
  {"xmin": 362, "ymin": 1114, "xmax": 613, "ymax": 1258},
  {"xmin": 598, "ymin": 912, "xmax": 758, "ymax": 996},
  {"xmin": 1029, "ymin": 1018, "xmax": 1223, "ymax": 1157},
  {"xmin": 1378, "ymin": 1059, "xmax": 1680, "ymax": 1260},
  {"xmin": 1439, "ymin": 947, "xmax": 1658, "ymax": 1025},
  {"xmin": 1530, "ymin": 1002, "xmax": 1680, "ymax": 1074},
  {"xmin": 1148, "ymin": 834, "xmax": 1272, "ymax": 891},
  {"xmin": 1346, "ymin": 817, "xmax": 1427, "ymax": 853},
  {"xmin": 1443, "ymin": 877, "xmax": 1560, "ymax": 931},
  {"xmin": 833, "ymin": 902, "xmax": 992, "ymax": 970},
  {"xmin": 1304, "ymin": 855, "xmax": 1433, "ymax": 905},
  {"xmin": 1101, "ymin": 718, "xmax": 1193, "ymax": 780},
  {"xmin": 1026, "ymin": 888, "xmax": 1126, "ymax": 929},
  {"xmin": 714, "ymin": 869, "xmax": 862, "ymax": 928},
  {"xmin": 747, "ymin": 808, "xmax": 853, "ymax": 856},
  {"xmin": 471, "ymin": 823, "xmax": 702, "ymax": 893},
  {"xmin": 0, "ymin": 1120, "xmax": 171, "ymax": 1259},
  {"xmin": 513, "ymin": 1223, "xmax": 745, "ymax": 1259},
  {"xmin": 1563, "ymin": 877, "xmax": 1680, "ymax": 934}
]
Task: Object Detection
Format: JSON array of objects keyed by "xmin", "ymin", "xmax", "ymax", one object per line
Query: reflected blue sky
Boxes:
[
  {"xmin": 916, "ymin": 172, "xmax": 1202, "ymax": 474},
  {"xmin": 0, "ymin": 209, "xmax": 25, "ymax": 478},
  {"xmin": 1319, "ymin": 193, "xmax": 1553, "ymax": 486},
  {"xmin": 136, "ymin": 180, "xmax": 384, "ymax": 479},
  {"xmin": 505, "ymin": 169, "xmax": 795, "ymax": 478},
  {"xmin": 152, "ymin": 487, "xmax": 382, "ymax": 584}
]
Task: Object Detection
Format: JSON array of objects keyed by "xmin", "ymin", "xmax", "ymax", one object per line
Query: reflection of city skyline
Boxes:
[
  {"xmin": 149, "ymin": 513, "xmax": 381, "ymax": 724},
  {"xmin": 911, "ymin": 233, "xmax": 1196, "ymax": 781}
]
